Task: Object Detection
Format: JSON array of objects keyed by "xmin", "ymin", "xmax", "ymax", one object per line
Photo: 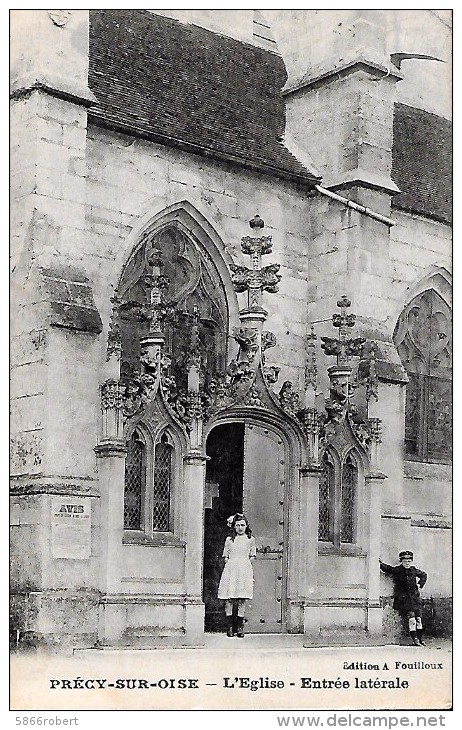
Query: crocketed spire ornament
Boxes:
[
  {"xmin": 230, "ymin": 214, "xmax": 281, "ymax": 312},
  {"xmin": 321, "ymin": 296, "xmax": 365, "ymax": 367}
]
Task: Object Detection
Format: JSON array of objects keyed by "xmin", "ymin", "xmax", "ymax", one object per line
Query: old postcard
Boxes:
[{"xmin": 10, "ymin": 7, "xmax": 452, "ymax": 715}]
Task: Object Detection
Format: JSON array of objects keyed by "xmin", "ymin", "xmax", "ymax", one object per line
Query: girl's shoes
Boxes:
[{"xmin": 236, "ymin": 618, "xmax": 245, "ymax": 638}]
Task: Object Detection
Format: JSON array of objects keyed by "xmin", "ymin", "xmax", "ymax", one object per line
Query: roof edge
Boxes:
[
  {"xmin": 87, "ymin": 114, "xmax": 320, "ymax": 187},
  {"xmin": 391, "ymin": 201, "xmax": 452, "ymax": 226}
]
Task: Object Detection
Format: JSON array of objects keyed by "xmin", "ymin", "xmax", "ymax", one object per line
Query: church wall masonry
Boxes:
[
  {"xmin": 10, "ymin": 9, "xmax": 451, "ymax": 648},
  {"xmin": 85, "ymin": 127, "xmax": 313, "ymax": 389}
]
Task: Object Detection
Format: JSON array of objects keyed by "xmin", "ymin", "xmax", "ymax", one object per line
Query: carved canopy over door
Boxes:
[
  {"xmin": 394, "ymin": 289, "xmax": 452, "ymax": 463},
  {"xmin": 117, "ymin": 225, "xmax": 229, "ymax": 390}
]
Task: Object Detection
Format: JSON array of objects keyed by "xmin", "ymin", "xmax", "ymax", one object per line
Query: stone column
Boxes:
[
  {"xmin": 94, "ymin": 374, "xmax": 127, "ymax": 645},
  {"xmin": 299, "ymin": 465, "xmax": 322, "ymax": 637},
  {"xmin": 365, "ymin": 418, "xmax": 386, "ymax": 634},
  {"xmin": 183, "ymin": 451, "xmax": 207, "ymax": 642},
  {"xmin": 95, "ymin": 442, "xmax": 127, "ymax": 644},
  {"xmin": 365, "ymin": 471, "xmax": 387, "ymax": 634}
]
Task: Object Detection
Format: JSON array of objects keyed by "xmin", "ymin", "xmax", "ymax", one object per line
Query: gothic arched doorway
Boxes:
[{"xmin": 203, "ymin": 421, "xmax": 287, "ymax": 633}]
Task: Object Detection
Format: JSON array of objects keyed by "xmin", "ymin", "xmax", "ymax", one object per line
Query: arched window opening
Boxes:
[
  {"xmin": 117, "ymin": 225, "xmax": 229, "ymax": 390},
  {"xmin": 341, "ymin": 454, "xmax": 357, "ymax": 544},
  {"xmin": 124, "ymin": 430, "xmax": 145, "ymax": 530},
  {"xmin": 319, "ymin": 452, "xmax": 334, "ymax": 541},
  {"xmin": 319, "ymin": 449, "xmax": 360, "ymax": 549},
  {"xmin": 394, "ymin": 289, "xmax": 452, "ymax": 463},
  {"xmin": 153, "ymin": 436, "xmax": 172, "ymax": 532}
]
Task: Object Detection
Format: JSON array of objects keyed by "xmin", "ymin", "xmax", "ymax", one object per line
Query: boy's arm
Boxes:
[
  {"xmin": 379, "ymin": 560, "xmax": 395, "ymax": 574},
  {"xmin": 416, "ymin": 568, "xmax": 427, "ymax": 588}
]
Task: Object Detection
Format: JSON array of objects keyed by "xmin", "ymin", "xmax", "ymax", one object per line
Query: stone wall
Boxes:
[
  {"xmin": 85, "ymin": 126, "xmax": 314, "ymax": 391},
  {"xmin": 10, "ymin": 9, "xmax": 451, "ymax": 648}
]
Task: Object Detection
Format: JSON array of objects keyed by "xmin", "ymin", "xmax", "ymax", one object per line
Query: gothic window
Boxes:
[
  {"xmin": 318, "ymin": 452, "xmax": 334, "ymax": 541},
  {"xmin": 319, "ymin": 449, "xmax": 359, "ymax": 547},
  {"xmin": 117, "ymin": 225, "xmax": 229, "ymax": 390},
  {"xmin": 118, "ymin": 222, "xmax": 230, "ymax": 537},
  {"xmin": 124, "ymin": 430, "xmax": 145, "ymax": 530},
  {"xmin": 123, "ymin": 430, "xmax": 175, "ymax": 534},
  {"xmin": 152, "ymin": 436, "xmax": 172, "ymax": 532},
  {"xmin": 340, "ymin": 454, "xmax": 357, "ymax": 544},
  {"xmin": 394, "ymin": 290, "xmax": 452, "ymax": 463}
]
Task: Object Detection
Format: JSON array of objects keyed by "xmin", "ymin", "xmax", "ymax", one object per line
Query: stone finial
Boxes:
[
  {"xmin": 305, "ymin": 325, "xmax": 318, "ymax": 385},
  {"xmin": 185, "ymin": 306, "xmax": 203, "ymax": 392},
  {"xmin": 321, "ymin": 295, "xmax": 365, "ymax": 367},
  {"xmin": 230, "ymin": 214, "xmax": 281, "ymax": 315},
  {"xmin": 302, "ymin": 326, "xmax": 318, "ymax": 409},
  {"xmin": 106, "ymin": 320, "xmax": 122, "ymax": 362},
  {"xmin": 144, "ymin": 246, "xmax": 170, "ymax": 336},
  {"xmin": 249, "ymin": 214, "xmax": 265, "ymax": 230}
]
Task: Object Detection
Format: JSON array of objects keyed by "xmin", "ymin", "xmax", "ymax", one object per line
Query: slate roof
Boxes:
[
  {"xmin": 88, "ymin": 9, "xmax": 319, "ymax": 186},
  {"xmin": 392, "ymin": 103, "xmax": 452, "ymax": 224},
  {"xmin": 87, "ymin": 11, "xmax": 452, "ymax": 220}
]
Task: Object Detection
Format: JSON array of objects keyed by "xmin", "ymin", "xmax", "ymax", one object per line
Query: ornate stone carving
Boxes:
[
  {"xmin": 261, "ymin": 330, "xmax": 277, "ymax": 351},
  {"xmin": 240, "ymin": 235, "xmax": 273, "ymax": 258},
  {"xmin": 186, "ymin": 391, "xmax": 203, "ymax": 422},
  {"xmin": 230, "ymin": 263, "xmax": 281, "ymax": 295},
  {"xmin": 183, "ymin": 306, "xmax": 204, "ymax": 371},
  {"xmin": 305, "ymin": 326, "xmax": 318, "ymax": 389},
  {"xmin": 298, "ymin": 407, "xmax": 319, "ymax": 435},
  {"xmin": 202, "ymin": 373, "xmax": 231, "ymax": 419},
  {"xmin": 165, "ymin": 389, "xmax": 204, "ymax": 433},
  {"xmin": 368, "ymin": 417, "xmax": 382, "ymax": 443},
  {"xmin": 120, "ymin": 379, "xmax": 145, "ymax": 419},
  {"xmin": 230, "ymin": 215, "xmax": 281, "ymax": 311},
  {"xmin": 263, "ymin": 365, "xmax": 280, "ymax": 384},
  {"xmin": 321, "ymin": 296, "xmax": 365, "ymax": 367},
  {"xmin": 278, "ymin": 381, "xmax": 302, "ymax": 417},
  {"xmin": 106, "ymin": 320, "xmax": 122, "ymax": 361},
  {"xmin": 227, "ymin": 326, "xmax": 259, "ymax": 386},
  {"xmin": 232, "ymin": 326, "xmax": 259, "ymax": 353},
  {"xmin": 226, "ymin": 359, "xmax": 254, "ymax": 384},
  {"xmin": 100, "ymin": 379, "xmax": 125, "ymax": 410},
  {"xmin": 357, "ymin": 341, "xmax": 379, "ymax": 402},
  {"xmin": 242, "ymin": 386, "xmax": 265, "ymax": 408},
  {"xmin": 350, "ymin": 418, "xmax": 373, "ymax": 449},
  {"xmin": 318, "ymin": 296, "xmax": 381, "ymax": 463}
]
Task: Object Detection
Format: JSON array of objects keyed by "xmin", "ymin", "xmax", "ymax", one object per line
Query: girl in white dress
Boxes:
[{"xmin": 217, "ymin": 513, "xmax": 256, "ymax": 637}]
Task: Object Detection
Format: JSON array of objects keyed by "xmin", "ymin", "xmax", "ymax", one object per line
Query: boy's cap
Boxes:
[{"xmin": 399, "ymin": 550, "xmax": 413, "ymax": 560}]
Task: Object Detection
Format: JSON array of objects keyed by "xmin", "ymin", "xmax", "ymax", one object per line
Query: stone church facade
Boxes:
[{"xmin": 10, "ymin": 10, "xmax": 451, "ymax": 649}]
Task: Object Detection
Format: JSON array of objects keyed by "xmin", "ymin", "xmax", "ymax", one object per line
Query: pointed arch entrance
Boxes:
[{"xmin": 203, "ymin": 418, "xmax": 289, "ymax": 634}]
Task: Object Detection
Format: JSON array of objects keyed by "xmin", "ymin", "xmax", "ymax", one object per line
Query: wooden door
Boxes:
[{"xmin": 243, "ymin": 424, "xmax": 285, "ymax": 633}]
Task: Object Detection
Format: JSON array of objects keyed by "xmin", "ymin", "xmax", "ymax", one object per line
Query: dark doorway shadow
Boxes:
[{"xmin": 203, "ymin": 423, "xmax": 245, "ymax": 632}]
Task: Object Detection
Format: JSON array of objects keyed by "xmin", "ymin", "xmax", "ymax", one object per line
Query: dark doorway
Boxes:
[{"xmin": 203, "ymin": 423, "xmax": 245, "ymax": 632}]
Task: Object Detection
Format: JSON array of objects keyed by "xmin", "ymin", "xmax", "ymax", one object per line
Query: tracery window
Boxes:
[
  {"xmin": 117, "ymin": 225, "xmax": 229, "ymax": 389},
  {"xmin": 123, "ymin": 430, "xmax": 174, "ymax": 534},
  {"xmin": 124, "ymin": 430, "xmax": 145, "ymax": 530},
  {"xmin": 152, "ymin": 436, "xmax": 172, "ymax": 531},
  {"xmin": 119, "ymin": 223, "xmax": 230, "ymax": 536},
  {"xmin": 319, "ymin": 450, "xmax": 358, "ymax": 547},
  {"xmin": 340, "ymin": 453, "xmax": 357, "ymax": 544},
  {"xmin": 394, "ymin": 290, "xmax": 452, "ymax": 463},
  {"xmin": 318, "ymin": 452, "xmax": 334, "ymax": 541}
]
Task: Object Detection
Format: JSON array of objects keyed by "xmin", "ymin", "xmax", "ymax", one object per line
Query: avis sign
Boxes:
[{"xmin": 51, "ymin": 498, "xmax": 91, "ymax": 559}]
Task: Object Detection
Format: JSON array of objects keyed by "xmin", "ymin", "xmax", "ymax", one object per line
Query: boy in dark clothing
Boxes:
[{"xmin": 380, "ymin": 550, "xmax": 427, "ymax": 646}]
